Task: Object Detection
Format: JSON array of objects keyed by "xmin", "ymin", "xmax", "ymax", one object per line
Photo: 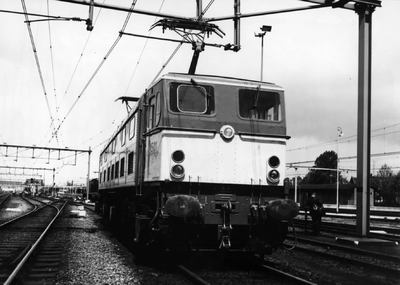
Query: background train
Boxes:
[{"xmin": 97, "ymin": 73, "xmax": 298, "ymax": 256}]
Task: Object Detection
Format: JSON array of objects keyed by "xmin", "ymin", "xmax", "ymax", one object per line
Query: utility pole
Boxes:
[{"xmin": 336, "ymin": 127, "xmax": 344, "ymax": 213}]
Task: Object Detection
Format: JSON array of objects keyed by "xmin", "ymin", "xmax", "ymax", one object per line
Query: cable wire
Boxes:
[
  {"xmin": 287, "ymin": 124, "xmax": 400, "ymax": 153},
  {"xmin": 58, "ymin": 0, "xmax": 107, "ymax": 109},
  {"xmin": 54, "ymin": 0, "xmax": 138, "ymax": 138},
  {"xmin": 46, "ymin": 0, "xmax": 61, "ymax": 144},
  {"xmin": 124, "ymin": 0, "xmax": 165, "ymax": 94},
  {"xmin": 20, "ymin": 0, "xmax": 57, "ymax": 140},
  {"xmin": 150, "ymin": 0, "xmax": 215, "ymax": 84}
]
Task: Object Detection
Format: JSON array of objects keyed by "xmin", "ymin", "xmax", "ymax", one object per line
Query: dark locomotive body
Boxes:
[{"xmin": 97, "ymin": 73, "xmax": 297, "ymax": 254}]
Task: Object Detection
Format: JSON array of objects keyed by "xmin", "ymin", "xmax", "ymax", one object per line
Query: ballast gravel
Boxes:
[{"xmin": 53, "ymin": 204, "xmax": 186, "ymax": 285}]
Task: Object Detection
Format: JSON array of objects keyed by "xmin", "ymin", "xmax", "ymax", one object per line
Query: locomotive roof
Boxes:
[{"xmin": 152, "ymin": 73, "xmax": 284, "ymax": 91}]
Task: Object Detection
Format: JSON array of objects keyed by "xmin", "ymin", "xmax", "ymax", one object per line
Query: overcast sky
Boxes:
[{"xmin": 1, "ymin": 0, "xmax": 399, "ymax": 185}]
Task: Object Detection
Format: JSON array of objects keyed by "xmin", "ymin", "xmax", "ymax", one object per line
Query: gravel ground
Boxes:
[
  {"xmin": 53, "ymin": 204, "xmax": 187, "ymax": 285},
  {"xmin": 4, "ymin": 197, "xmax": 399, "ymax": 285}
]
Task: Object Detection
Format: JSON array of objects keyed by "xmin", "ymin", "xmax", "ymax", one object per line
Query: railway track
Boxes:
[
  {"xmin": 0, "ymin": 195, "xmax": 36, "ymax": 225},
  {"xmin": 173, "ymin": 251, "xmax": 322, "ymax": 285},
  {"xmin": 293, "ymin": 243, "xmax": 400, "ymax": 276},
  {"xmin": 0, "ymin": 193, "xmax": 11, "ymax": 204},
  {"xmin": 0, "ymin": 196, "xmax": 46, "ymax": 226},
  {"xmin": 191, "ymin": 263, "xmax": 317, "ymax": 285},
  {"xmin": 176, "ymin": 265, "xmax": 212, "ymax": 285},
  {"xmin": 287, "ymin": 234, "xmax": 400, "ymax": 263},
  {"xmin": 286, "ymin": 234, "xmax": 400, "ymax": 274},
  {"xmin": 293, "ymin": 218, "xmax": 400, "ymax": 243},
  {"xmin": 0, "ymin": 199, "xmax": 67, "ymax": 284},
  {"xmin": 259, "ymin": 262, "xmax": 318, "ymax": 285}
]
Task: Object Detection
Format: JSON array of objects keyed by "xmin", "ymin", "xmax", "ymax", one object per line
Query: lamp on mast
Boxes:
[{"xmin": 254, "ymin": 25, "xmax": 272, "ymax": 81}]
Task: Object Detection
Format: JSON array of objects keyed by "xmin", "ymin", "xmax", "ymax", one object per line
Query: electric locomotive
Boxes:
[{"xmin": 97, "ymin": 73, "xmax": 298, "ymax": 255}]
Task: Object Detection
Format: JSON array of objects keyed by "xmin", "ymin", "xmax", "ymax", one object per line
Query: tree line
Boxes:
[{"xmin": 295, "ymin": 150, "xmax": 400, "ymax": 207}]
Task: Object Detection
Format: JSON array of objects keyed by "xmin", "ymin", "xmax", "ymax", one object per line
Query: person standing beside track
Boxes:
[{"xmin": 306, "ymin": 192, "xmax": 324, "ymax": 236}]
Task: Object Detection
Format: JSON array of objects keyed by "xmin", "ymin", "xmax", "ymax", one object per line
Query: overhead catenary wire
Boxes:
[
  {"xmin": 124, "ymin": 0, "xmax": 166, "ymax": 94},
  {"xmin": 0, "ymin": 8, "xmax": 86, "ymax": 21},
  {"xmin": 46, "ymin": 0, "xmax": 61, "ymax": 138},
  {"xmin": 20, "ymin": 0, "xmax": 58, "ymax": 141},
  {"xmin": 58, "ymin": 0, "xmax": 106, "ymax": 110},
  {"xmin": 2, "ymin": 5, "xmax": 97, "ymax": 154},
  {"xmin": 6, "ymin": 2, "xmax": 395, "ymax": 183},
  {"xmin": 150, "ymin": 0, "xmax": 215, "ymax": 84},
  {"xmin": 287, "ymin": 123, "xmax": 400, "ymax": 172},
  {"xmin": 287, "ymin": 124, "xmax": 400, "ymax": 153},
  {"xmin": 18, "ymin": 0, "xmax": 217, "ymax": 154},
  {"xmin": 2, "ymin": 1, "xmax": 139, "ymax": 171},
  {"xmin": 54, "ymin": 0, "xmax": 138, "ymax": 138},
  {"xmin": 71, "ymin": 123, "xmax": 115, "ymax": 149}
]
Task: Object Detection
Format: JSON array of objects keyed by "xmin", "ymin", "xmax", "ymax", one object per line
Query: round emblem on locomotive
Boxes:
[{"xmin": 219, "ymin": 125, "xmax": 235, "ymax": 140}]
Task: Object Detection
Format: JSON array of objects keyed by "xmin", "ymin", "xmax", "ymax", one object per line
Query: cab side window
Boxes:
[
  {"xmin": 238, "ymin": 89, "xmax": 281, "ymax": 121},
  {"xmin": 129, "ymin": 117, "xmax": 135, "ymax": 139},
  {"xmin": 148, "ymin": 92, "xmax": 161, "ymax": 129}
]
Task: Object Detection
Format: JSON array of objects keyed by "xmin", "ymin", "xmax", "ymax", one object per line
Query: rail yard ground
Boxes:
[{"xmin": 1, "ymin": 194, "xmax": 399, "ymax": 285}]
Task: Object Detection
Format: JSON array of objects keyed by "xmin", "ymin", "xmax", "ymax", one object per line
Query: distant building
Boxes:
[
  {"xmin": 0, "ymin": 180, "xmax": 24, "ymax": 193},
  {"xmin": 289, "ymin": 176, "xmax": 375, "ymax": 209}
]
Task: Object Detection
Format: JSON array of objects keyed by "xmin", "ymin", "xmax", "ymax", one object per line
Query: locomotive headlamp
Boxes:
[
  {"xmin": 172, "ymin": 150, "xmax": 185, "ymax": 163},
  {"xmin": 171, "ymin": 164, "xmax": 185, "ymax": 180},
  {"xmin": 220, "ymin": 125, "xmax": 235, "ymax": 140},
  {"xmin": 268, "ymin": 156, "xmax": 280, "ymax": 168},
  {"xmin": 267, "ymin": 169, "xmax": 280, "ymax": 184}
]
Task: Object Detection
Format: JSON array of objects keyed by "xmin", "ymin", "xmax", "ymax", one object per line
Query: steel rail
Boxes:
[
  {"xmin": 3, "ymin": 200, "xmax": 68, "ymax": 285},
  {"xmin": 292, "ymin": 219, "xmax": 400, "ymax": 243},
  {"xmin": 0, "ymin": 193, "xmax": 12, "ymax": 207},
  {"xmin": 260, "ymin": 263, "xmax": 318, "ymax": 285},
  {"xmin": 293, "ymin": 245, "xmax": 400, "ymax": 276},
  {"xmin": 176, "ymin": 265, "xmax": 211, "ymax": 285},
  {"xmin": 285, "ymin": 235, "xmax": 400, "ymax": 263}
]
